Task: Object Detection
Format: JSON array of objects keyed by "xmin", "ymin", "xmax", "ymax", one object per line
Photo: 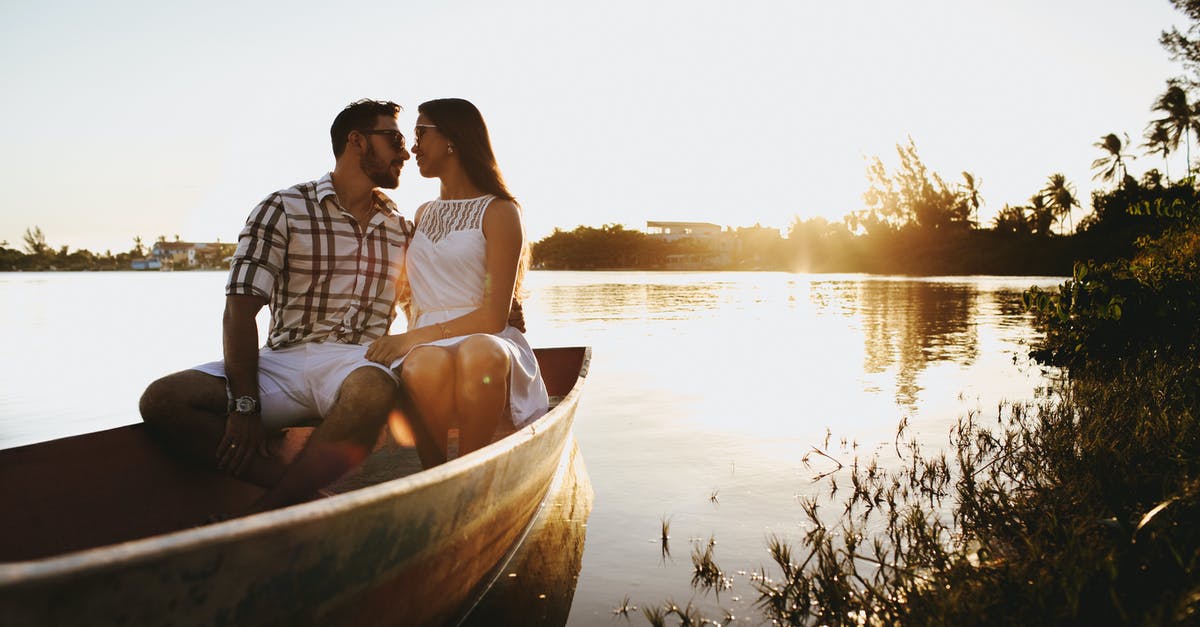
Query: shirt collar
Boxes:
[{"xmin": 316, "ymin": 172, "xmax": 399, "ymax": 218}]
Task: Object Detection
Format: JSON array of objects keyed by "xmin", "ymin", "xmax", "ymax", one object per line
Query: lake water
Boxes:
[{"xmin": 0, "ymin": 270, "xmax": 1064, "ymax": 625}]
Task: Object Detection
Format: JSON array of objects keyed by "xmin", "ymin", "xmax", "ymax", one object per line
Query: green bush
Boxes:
[{"xmin": 1023, "ymin": 223, "xmax": 1200, "ymax": 371}]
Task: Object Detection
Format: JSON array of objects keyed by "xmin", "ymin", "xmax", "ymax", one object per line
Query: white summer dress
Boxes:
[{"xmin": 399, "ymin": 194, "xmax": 549, "ymax": 427}]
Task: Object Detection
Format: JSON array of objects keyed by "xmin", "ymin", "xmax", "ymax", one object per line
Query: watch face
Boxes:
[{"xmin": 235, "ymin": 397, "xmax": 258, "ymax": 414}]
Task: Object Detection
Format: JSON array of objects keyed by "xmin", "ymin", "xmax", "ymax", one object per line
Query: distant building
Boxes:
[
  {"xmin": 647, "ymin": 220, "xmax": 733, "ymax": 268},
  {"xmin": 130, "ymin": 258, "xmax": 163, "ymax": 271},
  {"xmin": 646, "ymin": 220, "xmax": 783, "ymax": 269},
  {"xmin": 646, "ymin": 221, "xmax": 723, "ymax": 242},
  {"xmin": 139, "ymin": 240, "xmax": 233, "ymax": 269}
]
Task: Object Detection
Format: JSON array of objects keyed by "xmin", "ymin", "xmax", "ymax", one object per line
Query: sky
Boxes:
[{"xmin": 0, "ymin": 0, "xmax": 1192, "ymax": 254}]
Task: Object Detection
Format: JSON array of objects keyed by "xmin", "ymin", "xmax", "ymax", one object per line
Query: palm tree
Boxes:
[
  {"xmin": 22, "ymin": 226, "xmax": 48, "ymax": 256},
  {"xmin": 992, "ymin": 204, "xmax": 1030, "ymax": 235},
  {"xmin": 959, "ymin": 171, "xmax": 983, "ymax": 227},
  {"xmin": 1042, "ymin": 173, "xmax": 1080, "ymax": 234},
  {"xmin": 1091, "ymin": 132, "xmax": 1135, "ymax": 185},
  {"xmin": 1151, "ymin": 82, "xmax": 1196, "ymax": 177},
  {"xmin": 1142, "ymin": 121, "xmax": 1173, "ymax": 182},
  {"xmin": 1029, "ymin": 193, "xmax": 1054, "ymax": 237}
]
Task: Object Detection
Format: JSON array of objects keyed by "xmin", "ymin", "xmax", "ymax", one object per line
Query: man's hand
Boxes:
[
  {"xmin": 217, "ymin": 412, "xmax": 268, "ymax": 477},
  {"xmin": 508, "ymin": 298, "xmax": 526, "ymax": 333},
  {"xmin": 366, "ymin": 333, "xmax": 415, "ymax": 365}
]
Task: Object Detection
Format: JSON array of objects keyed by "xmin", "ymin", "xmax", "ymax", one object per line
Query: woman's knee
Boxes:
[
  {"xmin": 456, "ymin": 336, "xmax": 510, "ymax": 384},
  {"xmin": 400, "ymin": 346, "xmax": 454, "ymax": 392},
  {"xmin": 403, "ymin": 343, "xmax": 458, "ymax": 408},
  {"xmin": 455, "ymin": 337, "xmax": 510, "ymax": 403}
]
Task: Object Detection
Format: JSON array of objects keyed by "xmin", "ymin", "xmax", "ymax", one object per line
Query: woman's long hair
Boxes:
[{"xmin": 419, "ymin": 98, "xmax": 530, "ymax": 302}]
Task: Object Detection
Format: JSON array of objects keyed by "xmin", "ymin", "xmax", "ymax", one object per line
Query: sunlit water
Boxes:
[{"xmin": 0, "ymin": 270, "xmax": 1064, "ymax": 625}]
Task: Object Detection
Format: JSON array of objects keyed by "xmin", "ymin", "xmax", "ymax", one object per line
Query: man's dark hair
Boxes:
[{"xmin": 330, "ymin": 99, "xmax": 402, "ymax": 158}]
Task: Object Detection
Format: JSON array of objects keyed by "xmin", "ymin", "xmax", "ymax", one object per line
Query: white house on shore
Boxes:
[
  {"xmin": 646, "ymin": 220, "xmax": 733, "ymax": 267},
  {"xmin": 131, "ymin": 241, "xmax": 232, "ymax": 270},
  {"xmin": 645, "ymin": 221, "xmax": 723, "ymax": 242},
  {"xmin": 130, "ymin": 258, "xmax": 163, "ymax": 271},
  {"xmin": 646, "ymin": 220, "xmax": 782, "ymax": 268}
]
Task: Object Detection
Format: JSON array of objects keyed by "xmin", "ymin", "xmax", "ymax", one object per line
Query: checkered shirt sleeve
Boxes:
[{"xmin": 226, "ymin": 193, "xmax": 288, "ymax": 299}]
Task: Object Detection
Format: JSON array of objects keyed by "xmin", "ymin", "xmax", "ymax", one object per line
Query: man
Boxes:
[{"xmin": 140, "ymin": 99, "xmax": 414, "ymax": 513}]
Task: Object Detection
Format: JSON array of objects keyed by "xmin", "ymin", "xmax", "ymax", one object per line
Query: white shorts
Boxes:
[{"xmin": 191, "ymin": 342, "xmax": 398, "ymax": 431}]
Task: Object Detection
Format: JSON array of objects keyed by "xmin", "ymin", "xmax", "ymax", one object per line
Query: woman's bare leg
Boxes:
[
  {"xmin": 400, "ymin": 346, "xmax": 457, "ymax": 460},
  {"xmin": 454, "ymin": 336, "xmax": 511, "ymax": 454}
]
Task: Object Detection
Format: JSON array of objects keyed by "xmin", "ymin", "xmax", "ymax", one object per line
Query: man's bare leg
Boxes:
[
  {"xmin": 139, "ymin": 370, "xmax": 287, "ymax": 487},
  {"xmin": 396, "ymin": 389, "xmax": 447, "ymax": 469},
  {"xmin": 247, "ymin": 366, "xmax": 396, "ymax": 513}
]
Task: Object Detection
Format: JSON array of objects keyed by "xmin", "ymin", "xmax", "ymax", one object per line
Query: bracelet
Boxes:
[{"xmin": 438, "ymin": 322, "xmax": 451, "ymax": 338}]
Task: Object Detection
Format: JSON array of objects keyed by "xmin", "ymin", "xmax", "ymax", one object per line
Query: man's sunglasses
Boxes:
[{"xmin": 359, "ymin": 129, "xmax": 406, "ymax": 150}]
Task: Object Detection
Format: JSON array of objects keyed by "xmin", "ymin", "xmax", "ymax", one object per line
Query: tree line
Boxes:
[
  {"xmin": 0, "ymin": 228, "xmax": 233, "ymax": 271},
  {"xmin": 532, "ymin": 133, "xmax": 1197, "ymax": 274}
]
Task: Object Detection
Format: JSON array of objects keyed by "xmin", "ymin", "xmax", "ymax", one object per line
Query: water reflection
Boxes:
[
  {"xmin": 857, "ymin": 281, "xmax": 978, "ymax": 410},
  {"xmin": 543, "ymin": 282, "xmax": 728, "ymax": 322},
  {"xmin": 535, "ymin": 274, "xmax": 1042, "ymax": 414},
  {"xmin": 463, "ymin": 442, "xmax": 593, "ymax": 626}
]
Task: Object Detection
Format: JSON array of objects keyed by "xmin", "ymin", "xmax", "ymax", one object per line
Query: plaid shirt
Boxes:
[{"xmin": 226, "ymin": 174, "xmax": 409, "ymax": 349}]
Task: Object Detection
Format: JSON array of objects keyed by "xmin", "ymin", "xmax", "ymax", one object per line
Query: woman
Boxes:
[{"xmin": 365, "ymin": 98, "xmax": 548, "ymax": 460}]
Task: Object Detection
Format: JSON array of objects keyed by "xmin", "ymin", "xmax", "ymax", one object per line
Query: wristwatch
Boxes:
[{"xmin": 228, "ymin": 395, "xmax": 261, "ymax": 416}]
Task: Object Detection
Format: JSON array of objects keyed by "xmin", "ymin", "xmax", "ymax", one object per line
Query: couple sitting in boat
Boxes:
[{"xmin": 139, "ymin": 98, "xmax": 548, "ymax": 516}]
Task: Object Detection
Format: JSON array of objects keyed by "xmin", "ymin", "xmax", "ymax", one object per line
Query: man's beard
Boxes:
[{"xmin": 361, "ymin": 143, "xmax": 400, "ymax": 189}]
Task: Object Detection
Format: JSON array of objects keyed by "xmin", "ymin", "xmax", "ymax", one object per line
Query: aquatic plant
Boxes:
[
  {"xmin": 660, "ymin": 515, "xmax": 671, "ymax": 560},
  {"xmin": 613, "ymin": 595, "xmax": 636, "ymax": 618},
  {"xmin": 690, "ymin": 536, "xmax": 728, "ymax": 594}
]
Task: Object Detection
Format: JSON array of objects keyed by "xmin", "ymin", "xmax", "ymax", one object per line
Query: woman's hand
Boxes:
[{"xmin": 366, "ymin": 333, "xmax": 415, "ymax": 365}]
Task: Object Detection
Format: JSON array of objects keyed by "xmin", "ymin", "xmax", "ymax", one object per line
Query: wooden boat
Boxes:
[{"xmin": 0, "ymin": 346, "xmax": 591, "ymax": 627}]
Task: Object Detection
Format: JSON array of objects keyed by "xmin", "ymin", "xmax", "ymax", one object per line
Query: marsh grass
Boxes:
[
  {"xmin": 757, "ymin": 356, "xmax": 1200, "ymax": 625},
  {"xmin": 636, "ymin": 355, "xmax": 1199, "ymax": 625},
  {"xmin": 690, "ymin": 536, "xmax": 732, "ymax": 595},
  {"xmin": 613, "ymin": 595, "xmax": 637, "ymax": 618},
  {"xmin": 640, "ymin": 599, "xmax": 714, "ymax": 627},
  {"xmin": 661, "ymin": 515, "xmax": 672, "ymax": 560}
]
